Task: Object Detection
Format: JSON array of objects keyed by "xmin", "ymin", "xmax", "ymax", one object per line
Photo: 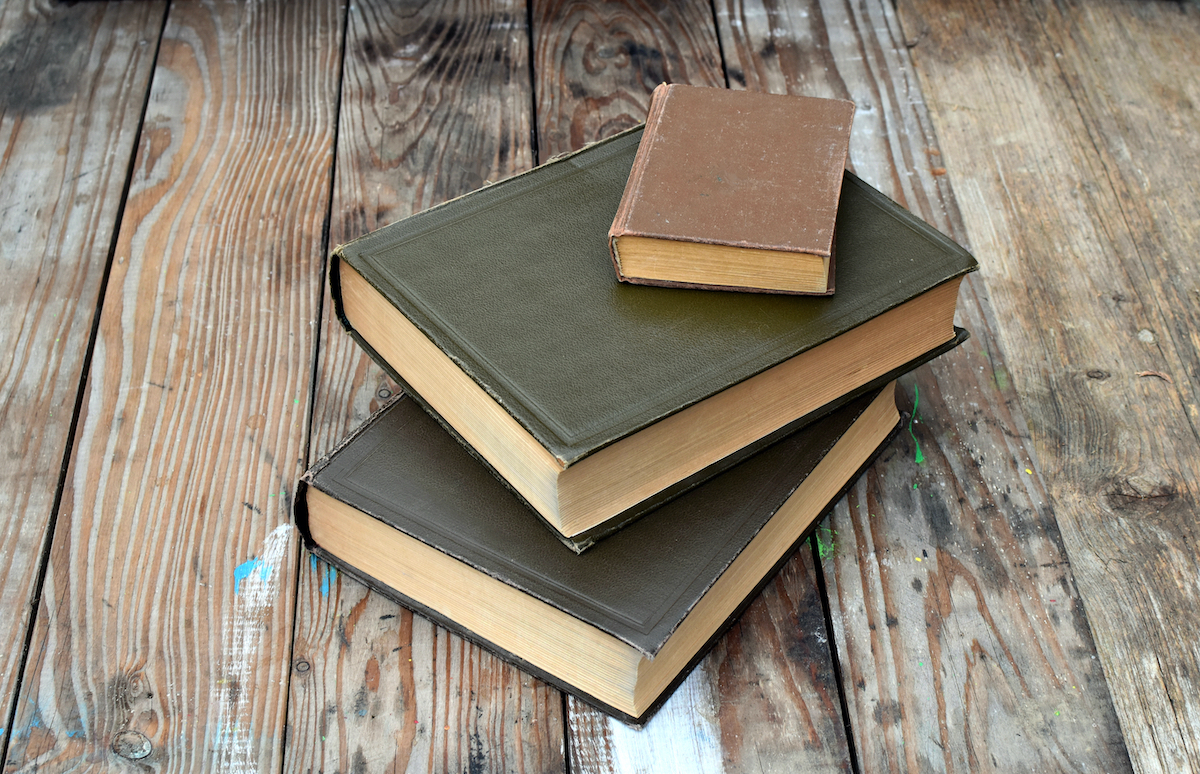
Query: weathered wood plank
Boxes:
[
  {"xmin": 0, "ymin": 0, "xmax": 164, "ymax": 743},
  {"xmin": 530, "ymin": 0, "xmax": 724, "ymax": 160},
  {"xmin": 287, "ymin": 558, "xmax": 564, "ymax": 774},
  {"xmin": 825, "ymin": 375, "xmax": 1131, "ymax": 772},
  {"xmin": 2, "ymin": 0, "xmax": 341, "ymax": 770},
  {"xmin": 716, "ymin": 0, "xmax": 1132, "ymax": 771},
  {"xmin": 708, "ymin": 546, "xmax": 851, "ymax": 773},
  {"xmin": 534, "ymin": 2, "xmax": 852, "ymax": 769},
  {"xmin": 285, "ymin": 2, "xmax": 565, "ymax": 772},
  {"xmin": 895, "ymin": 0, "xmax": 1200, "ymax": 771}
]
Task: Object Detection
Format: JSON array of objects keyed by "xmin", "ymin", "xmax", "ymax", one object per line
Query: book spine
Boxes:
[
  {"xmin": 327, "ymin": 251, "xmax": 353, "ymax": 339},
  {"xmin": 294, "ymin": 393, "xmax": 399, "ymax": 551},
  {"xmin": 608, "ymin": 83, "xmax": 674, "ymax": 279}
]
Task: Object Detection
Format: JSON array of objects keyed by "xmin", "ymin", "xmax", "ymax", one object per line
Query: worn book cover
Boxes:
[
  {"xmin": 609, "ymin": 84, "xmax": 854, "ymax": 294},
  {"xmin": 297, "ymin": 385, "xmax": 901, "ymax": 726},
  {"xmin": 331, "ymin": 125, "xmax": 975, "ymax": 545}
]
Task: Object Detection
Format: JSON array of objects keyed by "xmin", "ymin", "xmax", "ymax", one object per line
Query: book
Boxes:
[
  {"xmin": 331, "ymin": 125, "xmax": 975, "ymax": 547},
  {"xmin": 297, "ymin": 383, "xmax": 902, "ymax": 726},
  {"xmin": 609, "ymin": 84, "xmax": 855, "ymax": 295}
]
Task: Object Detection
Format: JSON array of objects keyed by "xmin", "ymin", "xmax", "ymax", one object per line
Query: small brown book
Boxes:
[{"xmin": 609, "ymin": 84, "xmax": 855, "ymax": 295}]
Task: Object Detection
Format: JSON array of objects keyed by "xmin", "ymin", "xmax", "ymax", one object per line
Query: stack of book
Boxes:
[{"xmin": 295, "ymin": 84, "xmax": 977, "ymax": 726}]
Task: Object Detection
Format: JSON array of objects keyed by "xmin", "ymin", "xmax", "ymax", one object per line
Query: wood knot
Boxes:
[
  {"xmin": 1104, "ymin": 476, "xmax": 1179, "ymax": 515},
  {"xmin": 109, "ymin": 670, "xmax": 154, "ymax": 715},
  {"xmin": 1086, "ymin": 369, "xmax": 1110, "ymax": 380},
  {"xmin": 112, "ymin": 729, "xmax": 152, "ymax": 760}
]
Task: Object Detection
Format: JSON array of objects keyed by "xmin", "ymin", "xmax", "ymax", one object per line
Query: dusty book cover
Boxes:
[{"xmin": 610, "ymin": 84, "xmax": 854, "ymax": 294}]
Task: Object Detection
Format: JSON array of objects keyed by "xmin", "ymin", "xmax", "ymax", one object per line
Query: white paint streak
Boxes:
[
  {"xmin": 211, "ymin": 523, "xmax": 292, "ymax": 773},
  {"xmin": 607, "ymin": 667, "xmax": 726, "ymax": 774}
]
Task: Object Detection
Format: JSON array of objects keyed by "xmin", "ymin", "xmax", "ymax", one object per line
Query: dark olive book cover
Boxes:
[
  {"xmin": 296, "ymin": 386, "xmax": 900, "ymax": 726},
  {"xmin": 331, "ymin": 125, "xmax": 974, "ymax": 545},
  {"xmin": 609, "ymin": 84, "xmax": 854, "ymax": 295}
]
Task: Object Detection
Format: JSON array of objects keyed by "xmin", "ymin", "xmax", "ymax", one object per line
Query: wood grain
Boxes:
[
  {"xmin": 717, "ymin": 0, "xmax": 1132, "ymax": 770},
  {"xmin": 287, "ymin": 558, "xmax": 564, "ymax": 774},
  {"xmin": 2, "ymin": 0, "xmax": 341, "ymax": 770},
  {"xmin": 708, "ymin": 548, "xmax": 850, "ymax": 772},
  {"xmin": 0, "ymin": 0, "xmax": 164, "ymax": 741},
  {"xmin": 530, "ymin": 0, "xmax": 725, "ymax": 160},
  {"xmin": 825, "ymin": 377, "xmax": 1130, "ymax": 773},
  {"xmin": 895, "ymin": 0, "xmax": 1200, "ymax": 771},
  {"xmin": 0, "ymin": 0, "xmax": 1172, "ymax": 770},
  {"xmin": 285, "ymin": 2, "xmax": 565, "ymax": 772}
]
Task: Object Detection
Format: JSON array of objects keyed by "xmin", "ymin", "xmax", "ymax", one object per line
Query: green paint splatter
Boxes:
[
  {"xmin": 908, "ymin": 385, "xmax": 925, "ymax": 465},
  {"xmin": 993, "ymin": 365, "xmax": 1010, "ymax": 391},
  {"xmin": 814, "ymin": 525, "xmax": 837, "ymax": 560}
]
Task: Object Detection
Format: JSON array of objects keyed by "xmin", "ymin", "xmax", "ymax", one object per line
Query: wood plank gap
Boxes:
[
  {"xmin": 563, "ymin": 691, "xmax": 574, "ymax": 774},
  {"xmin": 276, "ymin": 4, "xmax": 354, "ymax": 774},
  {"xmin": 809, "ymin": 535, "xmax": 862, "ymax": 774},
  {"xmin": 525, "ymin": 0, "xmax": 541, "ymax": 166},
  {"xmin": 300, "ymin": 0, "xmax": 353, "ymax": 475},
  {"xmin": 0, "ymin": 2, "xmax": 170, "ymax": 767},
  {"xmin": 707, "ymin": 0, "xmax": 733, "ymax": 88}
]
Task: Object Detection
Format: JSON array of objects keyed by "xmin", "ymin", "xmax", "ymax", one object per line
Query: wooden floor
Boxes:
[{"xmin": 1, "ymin": 0, "xmax": 1196, "ymax": 771}]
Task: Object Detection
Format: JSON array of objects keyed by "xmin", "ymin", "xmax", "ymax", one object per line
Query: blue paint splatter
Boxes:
[
  {"xmin": 309, "ymin": 556, "xmax": 337, "ymax": 596},
  {"xmin": 13, "ymin": 711, "xmax": 44, "ymax": 739},
  {"xmin": 908, "ymin": 385, "xmax": 925, "ymax": 465},
  {"xmin": 234, "ymin": 557, "xmax": 267, "ymax": 594},
  {"xmin": 213, "ymin": 723, "xmax": 233, "ymax": 748}
]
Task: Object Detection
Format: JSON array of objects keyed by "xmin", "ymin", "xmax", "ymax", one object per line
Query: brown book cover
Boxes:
[
  {"xmin": 609, "ymin": 84, "xmax": 855, "ymax": 295},
  {"xmin": 297, "ymin": 385, "xmax": 900, "ymax": 726}
]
